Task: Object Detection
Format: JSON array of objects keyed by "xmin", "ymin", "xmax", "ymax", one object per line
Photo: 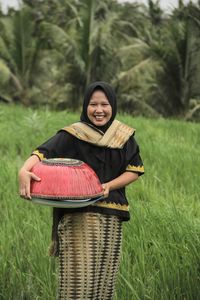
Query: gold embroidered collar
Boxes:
[{"xmin": 62, "ymin": 120, "xmax": 135, "ymax": 149}]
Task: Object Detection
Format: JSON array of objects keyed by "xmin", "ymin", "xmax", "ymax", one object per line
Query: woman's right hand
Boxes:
[
  {"xmin": 102, "ymin": 183, "xmax": 110, "ymax": 198},
  {"xmin": 18, "ymin": 167, "xmax": 41, "ymax": 200}
]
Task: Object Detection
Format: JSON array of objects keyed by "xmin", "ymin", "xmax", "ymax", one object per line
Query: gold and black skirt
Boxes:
[{"xmin": 58, "ymin": 212, "xmax": 122, "ymax": 300}]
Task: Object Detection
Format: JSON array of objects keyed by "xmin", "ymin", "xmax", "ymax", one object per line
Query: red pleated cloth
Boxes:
[{"xmin": 30, "ymin": 158, "xmax": 104, "ymax": 200}]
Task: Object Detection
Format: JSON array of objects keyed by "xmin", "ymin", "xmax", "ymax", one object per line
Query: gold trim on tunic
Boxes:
[
  {"xmin": 32, "ymin": 150, "xmax": 46, "ymax": 160},
  {"xmin": 93, "ymin": 201, "xmax": 129, "ymax": 211},
  {"xmin": 62, "ymin": 120, "xmax": 135, "ymax": 149},
  {"xmin": 126, "ymin": 164, "xmax": 144, "ymax": 173}
]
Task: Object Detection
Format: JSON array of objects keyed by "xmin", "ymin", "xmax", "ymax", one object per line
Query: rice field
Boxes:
[{"xmin": 0, "ymin": 103, "xmax": 199, "ymax": 300}]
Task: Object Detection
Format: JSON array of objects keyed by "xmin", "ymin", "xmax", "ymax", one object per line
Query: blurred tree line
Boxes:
[{"xmin": 0, "ymin": 0, "xmax": 200, "ymax": 120}]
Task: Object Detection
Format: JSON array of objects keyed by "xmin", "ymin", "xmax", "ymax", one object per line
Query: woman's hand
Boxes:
[
  {"xmin": 18, "ymin": 155, "xmax": 40, "ymax": 199},
  {"xmin": 102, "ymin": 183, "xmax": 110, "ymax": 198},
  {"xmin": 18, "ymin": 167, "xmax": 41, "ymax": 200},
  {"xmin": 101, "ymin": 172, "xmax": 139, "ymax": 199}
]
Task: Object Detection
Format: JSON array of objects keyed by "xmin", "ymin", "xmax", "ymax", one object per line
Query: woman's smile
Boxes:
[{"xmin": 94, "ymin": 114, "xmax": 105, "ymax": 120}]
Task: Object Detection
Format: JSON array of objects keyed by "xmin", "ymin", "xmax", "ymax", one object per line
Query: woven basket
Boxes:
[{"xmin": 30, "ymin": 158, "xmax": 104, "ymax": 202}]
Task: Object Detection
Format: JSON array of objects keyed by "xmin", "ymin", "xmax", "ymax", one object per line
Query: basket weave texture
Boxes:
[{"xmin": 30, "ymin": 158, "xmax": 103, "ymax": 200}]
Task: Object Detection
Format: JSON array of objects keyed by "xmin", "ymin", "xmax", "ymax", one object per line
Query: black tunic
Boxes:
[{"xmin": 32, "ymin": 129, "xmax": 144, "ymax": 222}]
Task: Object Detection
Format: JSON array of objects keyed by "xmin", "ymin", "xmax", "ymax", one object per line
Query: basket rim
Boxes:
[
  {"xmin": 31, "ymin": 191, "xmax": 104, "ymax": 200},
  {"xmin": 31, "ymin": 195, "xmax": 103, "ymax": 208},
  {"xmin": 42, "ymin": 158, "xmax": 83, "ymax": 166}
]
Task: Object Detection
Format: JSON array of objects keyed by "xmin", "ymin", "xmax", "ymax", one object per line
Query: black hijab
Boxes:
[{"xmin": 80, "ymin": 81, "xmax": 117, "ymax": 132}]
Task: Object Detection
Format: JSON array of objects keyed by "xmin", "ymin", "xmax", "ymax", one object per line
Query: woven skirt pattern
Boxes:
[{"xmin": 58, "ymin": 212, "xmax": 122, "ymax": 300}]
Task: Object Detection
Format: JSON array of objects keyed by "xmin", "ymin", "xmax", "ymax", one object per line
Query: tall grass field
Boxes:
[{"xmin": 0, "ymin": 103, "xmax": 199, "ymax": 300}]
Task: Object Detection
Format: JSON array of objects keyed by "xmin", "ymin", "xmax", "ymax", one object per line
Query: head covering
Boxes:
[{"xmin": 80, "ymin": 81, "xmax": 117, "ymax": 132}]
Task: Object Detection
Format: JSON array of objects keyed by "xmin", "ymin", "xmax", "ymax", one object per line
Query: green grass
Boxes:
[{"xmin": 0, "ymin": 103, "xmax": 200, "ymax": 300}]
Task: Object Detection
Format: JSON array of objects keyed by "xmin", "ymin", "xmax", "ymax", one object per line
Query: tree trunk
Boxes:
[{"xmin": 183, "ymin": 7, "xmax": 200, "ymax": 107}]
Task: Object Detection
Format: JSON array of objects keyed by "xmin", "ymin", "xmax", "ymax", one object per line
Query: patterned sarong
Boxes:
[{"xmin": 58, "ymin": 213, "xmax": 122, "ymax": 300}]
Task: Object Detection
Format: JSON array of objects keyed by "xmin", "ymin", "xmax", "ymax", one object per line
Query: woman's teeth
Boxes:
[{"xmin": 94, "ymin": 115, "xmax": 104, "ymax": 120}]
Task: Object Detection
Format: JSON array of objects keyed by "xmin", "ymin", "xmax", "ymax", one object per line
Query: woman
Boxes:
[{"xmin": 19, "ymin": 81, "xmax": 144, "ymax": 300}]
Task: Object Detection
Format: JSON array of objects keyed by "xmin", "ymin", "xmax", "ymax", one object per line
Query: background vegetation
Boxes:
[
  {"xmin": 0, "ymin": 0, "xmax": 200, "ymax": 299},
  {"xmin": 0, "ymin": 0, "xmax": 200, "ymax": 120},
  {"xmin": 0, "ymin": 104, "xmax": 199, "ymax": 299}
]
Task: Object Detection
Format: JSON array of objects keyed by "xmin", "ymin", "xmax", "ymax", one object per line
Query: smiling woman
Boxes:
[{"xmin": 18, "ymin": 81, "xmax": 144, "ymax": 299}]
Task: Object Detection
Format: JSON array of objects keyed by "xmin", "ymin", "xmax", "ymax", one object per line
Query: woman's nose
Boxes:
[{"xmin": 95, "ymin": 105, "xmax": 103, "ymax": 112}]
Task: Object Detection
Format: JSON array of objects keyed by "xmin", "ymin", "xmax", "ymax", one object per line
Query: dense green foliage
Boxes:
[
  {"xmin": 0, "ymin": 104, "xmax": 199, "ymax": 299},
  {"xmin": 0, "ymin": 1, "xmax": 200, "ymax": 120}
]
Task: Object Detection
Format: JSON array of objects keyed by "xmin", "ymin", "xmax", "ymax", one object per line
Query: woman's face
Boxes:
[{"xmin": 87, "ymin": 90, "xmax": 112, "ymax": 127}]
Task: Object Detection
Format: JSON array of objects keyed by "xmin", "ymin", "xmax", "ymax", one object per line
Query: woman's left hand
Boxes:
[{"xmin": 102, "ymin": 183, "xmax": 110, "ymax": 198}]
